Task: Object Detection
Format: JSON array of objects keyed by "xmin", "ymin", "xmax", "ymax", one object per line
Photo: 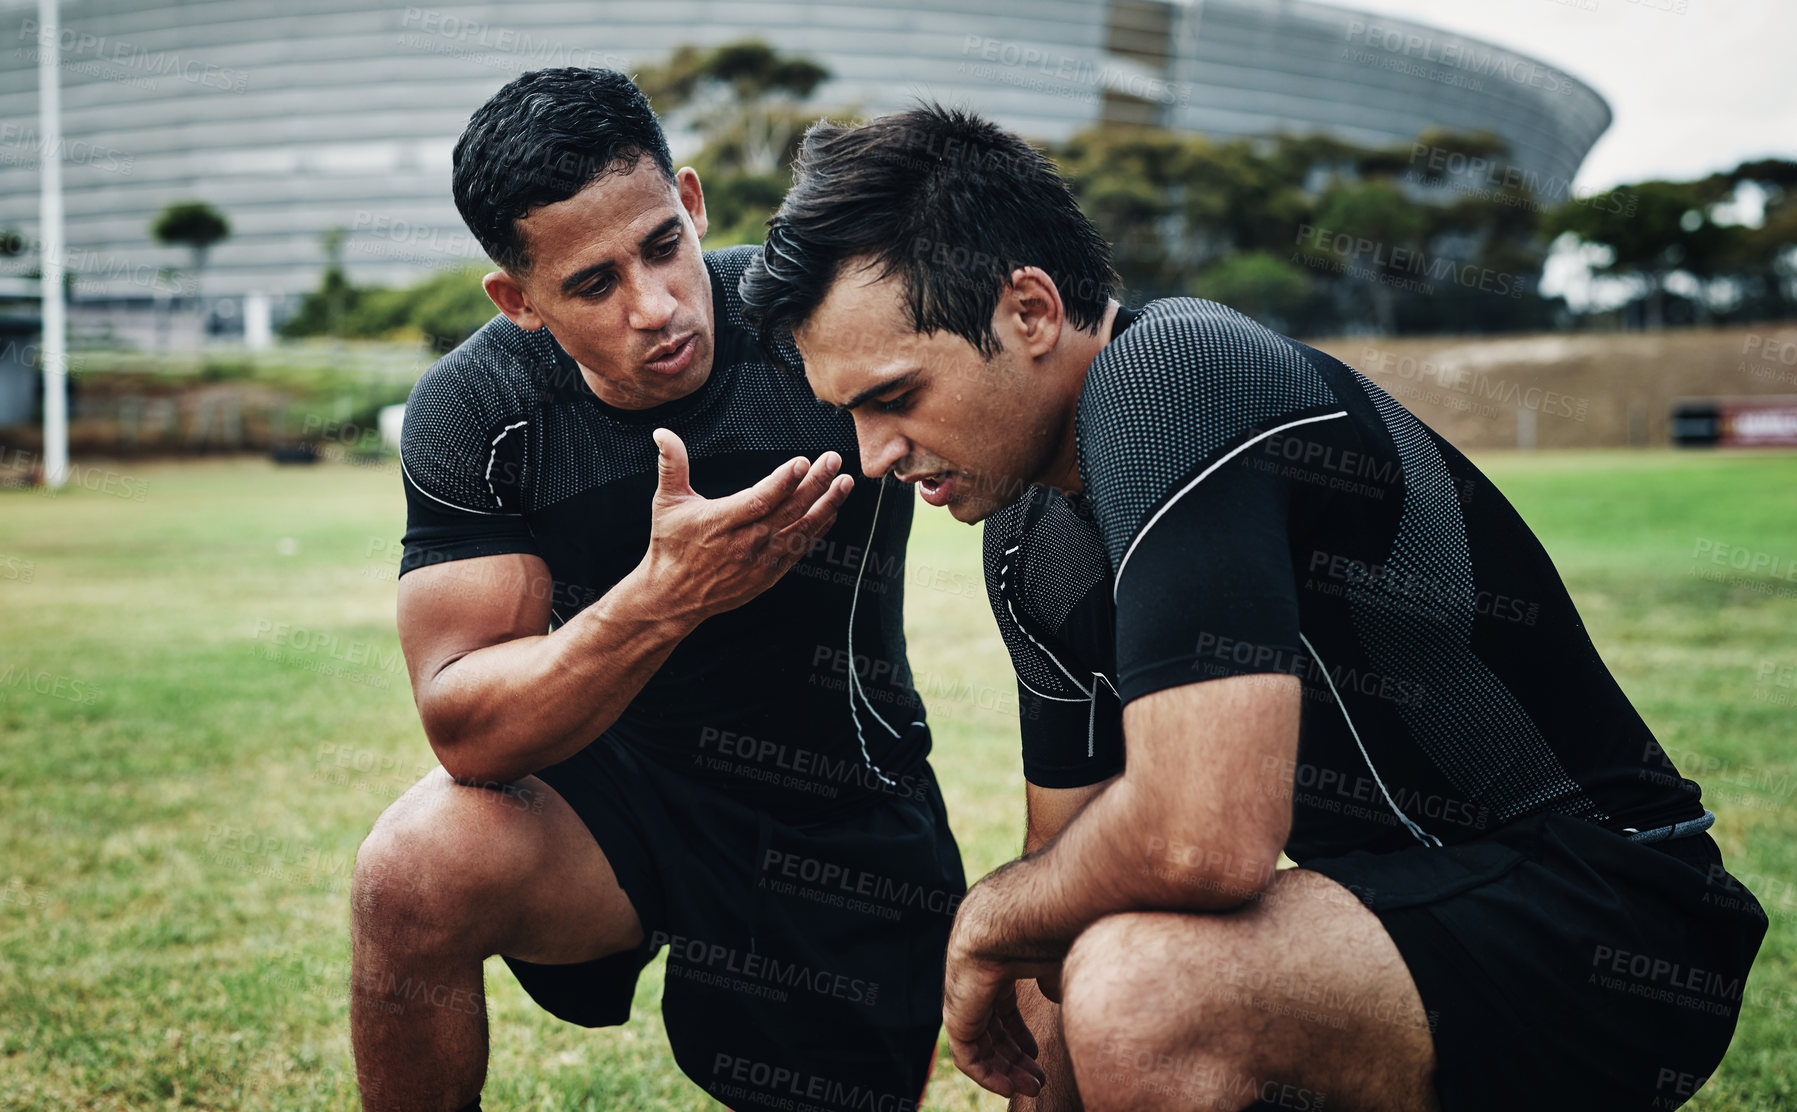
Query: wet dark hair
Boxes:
[
  {"xmin": 452, "ymin": 67, "xmax": 674, "ymax": 273},
  {"xmin": 739, "ymin": 104, "xmax": 1116, "ymax": 362}
]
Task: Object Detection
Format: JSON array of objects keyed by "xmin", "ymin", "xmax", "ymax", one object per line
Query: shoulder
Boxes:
[
  {"xmin": 407, "ymin": 313, "xmax": 553, "ymax": 432},
  {"xmin": 705, "ymin": 244, "xmax": 767, "ymax": 337},
  {"xmin": 705, "ymin": 244, "xmax": 804, "ymax": 372},
  {"xmin": 402, "ymin": 315, "xmax": 551, "ymax": 510},
  {"xmin": 1080, "ymin": 297, "xmax": 1334, "ymax": 427},
  {"xmin": 1076, "ymin": 298, "xmax": 1343, "ymax": 564}
]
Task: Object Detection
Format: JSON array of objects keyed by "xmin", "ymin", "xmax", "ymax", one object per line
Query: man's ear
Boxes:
[
  {"xmin": 1002, "ymin": 266, "xmax": 1065, "ymax": 360},
  {"xmin": 676, "ymin": 166, "xmax": 709, "ymax": 240},
  {"xmin": 483, "ymin": 270, "xmax": 544, "ymax": 330}
]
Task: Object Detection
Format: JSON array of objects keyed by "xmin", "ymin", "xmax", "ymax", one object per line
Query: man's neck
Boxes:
[{"xmin": 1039, "ymin": 298, "xmax": 1124, "ymax": 494}]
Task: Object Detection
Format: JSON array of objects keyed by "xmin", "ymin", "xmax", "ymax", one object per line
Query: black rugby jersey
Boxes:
[
  {"xmin": 399, "ymin": 246, "xmax": 930, "ymax": 817},
  {"xmin": 984, "ymin": 296, "xmax": 1706, "ymax": 860}
]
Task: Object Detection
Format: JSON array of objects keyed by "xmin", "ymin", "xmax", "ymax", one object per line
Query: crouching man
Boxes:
[{"xmin": 737, "ymin": 104, "xmax": 1766, "ymax": 1111}]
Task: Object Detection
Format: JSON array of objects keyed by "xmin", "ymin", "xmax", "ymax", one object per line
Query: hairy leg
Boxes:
[
  {"xmin": 1059, "ymin": 869, "xmax": 1438, "ymax": 1112},
  {"xmin": 350, "ymin": 769, "xmax": 643, "ymax": 1111}
]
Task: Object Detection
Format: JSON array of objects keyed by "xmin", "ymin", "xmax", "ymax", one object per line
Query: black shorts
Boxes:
[
  {"xmin": 1304, "ymin": 811, "xmax": 1767, "ymax": 1111},
  {"xmin": 501, "ymin": 734, "xmax": 965, "ymax": 1111}
]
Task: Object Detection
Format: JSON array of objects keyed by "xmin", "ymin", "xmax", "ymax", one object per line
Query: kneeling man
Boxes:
[
  {"xmin": 352, "ymin": 72, "xmax": 962, "ymax": 1112},
  {"xmin": 739, "ymin": 105, "xmax": 1767, "ymax": 1111}
]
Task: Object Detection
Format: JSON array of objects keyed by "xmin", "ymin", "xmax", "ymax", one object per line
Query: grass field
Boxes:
[{"xmin": 1, "ymin": 450, "xmax": 1793, "ymax": 1111}]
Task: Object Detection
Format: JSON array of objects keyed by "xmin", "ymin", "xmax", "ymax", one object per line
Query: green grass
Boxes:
[{"xmin": 1, "ymin": 449, "xmax": 1793, "ymax": 1110}]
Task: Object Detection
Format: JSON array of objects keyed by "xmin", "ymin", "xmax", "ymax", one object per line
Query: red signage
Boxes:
[
  {"xmin": 1722, "ymin": 399, "xmax": 1797, "ymax": 447},
  {"xmin": 1672, "ymin": 397, "xmax": 1797, "ymax": 447}
]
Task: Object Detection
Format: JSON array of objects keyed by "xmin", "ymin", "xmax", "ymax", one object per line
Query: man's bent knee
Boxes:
[
  {"xmin": 353, "ymin": 769, "xmax": 550, "ymax": 955},
  {"xmin": 1060, "ymin": 913, "xmax": 1268, "ymax": 1112}
]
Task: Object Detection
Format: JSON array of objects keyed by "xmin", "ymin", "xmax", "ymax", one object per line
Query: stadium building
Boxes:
[{"xmin": 0, "ymin": 0, "xmax": 1611, "ymax": 321}]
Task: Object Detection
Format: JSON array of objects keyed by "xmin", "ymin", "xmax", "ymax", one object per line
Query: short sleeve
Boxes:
[
  {"xmin": 398, "ymin": 364, "xmax": 542, "ymax": 577},
  {"xmin": 1076, "ymin": 298, "xmax": 1345, "ymax": 704},
  {"xmin": 1108, "ymin": 450, "xmax": 1307, "ymax": 703}
]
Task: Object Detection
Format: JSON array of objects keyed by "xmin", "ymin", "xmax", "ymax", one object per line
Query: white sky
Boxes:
[{"xmin": 1334, "ymin": 0, "xmax": 1793, "ymax": 192}]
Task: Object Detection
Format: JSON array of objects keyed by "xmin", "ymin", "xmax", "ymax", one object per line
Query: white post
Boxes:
[
  {"xmin": 37, "ymin": 0, "xmax": 68, "ymax": 489},
  {"xmin": 243, "ymin": 291, "xmax": 273, "ymax": 351},
  {"xmin": 1516, "ymin": 403, "xmax": 1537, "ymax": 452}
]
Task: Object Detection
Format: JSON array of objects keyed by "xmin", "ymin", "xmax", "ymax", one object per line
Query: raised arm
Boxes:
[{"xmin": 398, "ymin": 429, "xmax": 853, "ymax": 785}]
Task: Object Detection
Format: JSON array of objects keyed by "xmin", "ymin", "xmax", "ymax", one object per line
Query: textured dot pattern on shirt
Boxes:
[
  {"xmin": 1076, "ymin": 297, "xmax": 1339, "ymax": 572},
  {"xmin": 401, "ymin": 245, "xmax": 843, "ymax": 517},
  {"xmin": 1350, "ymin": 372, "xmax": 1606, "ymax": 826},
  {"xmin": 981, "ymin": 487, "xmax": 1108, "ymax": 701}
]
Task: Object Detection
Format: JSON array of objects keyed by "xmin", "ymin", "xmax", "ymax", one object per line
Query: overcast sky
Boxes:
[{"xmin": 1335, "ymin": 0, "xmax": 1792, "ymax": 191}]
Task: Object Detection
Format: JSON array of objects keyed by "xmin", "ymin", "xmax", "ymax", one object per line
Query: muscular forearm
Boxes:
[
  {"xmin": 960, "ymin": 680, "xmax": 1295, "ymax": 967},
  {"xmin": 418, "ymin": 566, "xmax": 697, "ymax": 783},
  {"xmin": 964, "ymin": 775, "xmax": 1277, "ymax": 966}
]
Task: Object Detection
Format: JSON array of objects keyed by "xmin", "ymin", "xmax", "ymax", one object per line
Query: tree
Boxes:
[
  {"xmin": 1716, "ymin": 159, "xmax": 1797, "ymax": 320},
  {"xmin": 1306, "ymin": 180, "xmax": 1427, "ymax": 333},
  {"xmin": 636, "ymin": 40, "xmax": 837, "ymax": 244},
  {"xmin": 1191, "ymin": 252, "xmax": 1312, "ymax": 333},
  {"xmin": 1053, "ymin": 124, "xmax": 1554, "ymax": 333},
  {"xmin": 1546, "ymin": 179, "xmax": 1739, "ymax": 328},
  {"xmin": 1056, "ymin": 125, "xmax": 1203, "ymax": 298},
  {"xmin": 281, "ymin": 228, "xmax": 357, "ymax": 339},
  {"xmin": 151, "ymin": 200, "xmax": 230, "ymax": 305}
]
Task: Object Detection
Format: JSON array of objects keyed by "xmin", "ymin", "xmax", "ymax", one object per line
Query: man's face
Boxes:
[
  {"xmin": 795, "ymin": 263, "xmax": 1066, "ymax": 524},
  {"xmin": 488, "ymin": 159, "xmax": 714, "ymax": 409}
]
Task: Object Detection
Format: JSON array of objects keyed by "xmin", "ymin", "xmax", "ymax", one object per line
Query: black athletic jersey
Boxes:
[
  {"xmin": 984, "ymin": 297, "xmax": 1705, "ymax": 860},
  {"xmin": 981, "ymin": 454, "xmax": 1125, "ymax": 790},
  {"xmin": 399, "ymin": 246, "xmax": 930, "ymax": 818}
]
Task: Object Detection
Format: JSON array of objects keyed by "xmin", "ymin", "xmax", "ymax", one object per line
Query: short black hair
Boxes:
[
  {"xmin": 452, "ymin": 67, "xmax": 674, "ymax": 274},
  {"xmin": 740, "ymin": 104, "xmax": 1116, "ymax": 360}
]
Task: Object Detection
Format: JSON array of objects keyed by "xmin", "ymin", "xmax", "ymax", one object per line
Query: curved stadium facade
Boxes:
[{"xmin": 0, "ymin": 0, "xmax": 1611, "ymax": 314}]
